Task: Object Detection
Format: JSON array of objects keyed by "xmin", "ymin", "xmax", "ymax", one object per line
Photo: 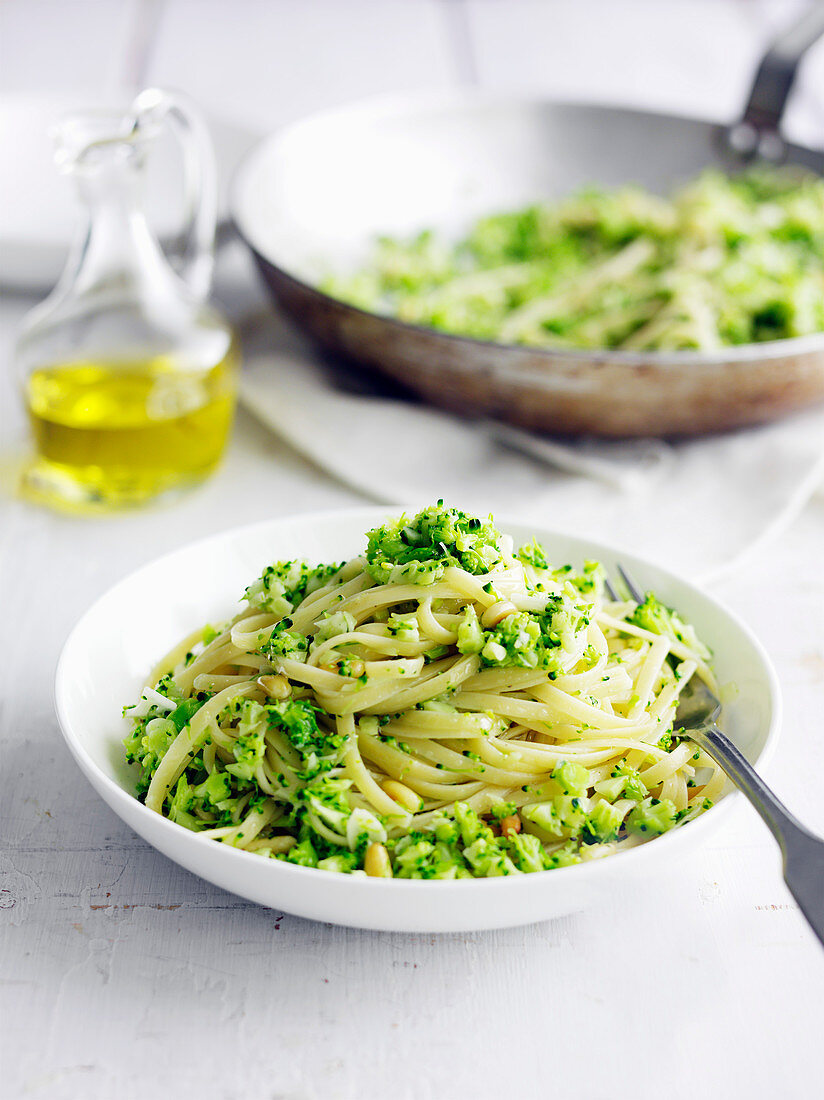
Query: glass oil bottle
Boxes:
[{"xmin": 16, "ymin": 89, "xmax": 238, "ymax": 511}]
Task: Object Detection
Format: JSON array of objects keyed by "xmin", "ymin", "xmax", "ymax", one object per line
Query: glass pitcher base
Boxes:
[{"xmin": 20, "ymin": 456, "xmax": 219, "ymax": 514}]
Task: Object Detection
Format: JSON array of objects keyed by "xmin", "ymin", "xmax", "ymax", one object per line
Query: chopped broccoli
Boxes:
[
  {"xmin": 629, "ymin": 593, "xmax": 711, "ymax": 659},
  {"xmin": 506, "ymin": 831, "xmax": 547, "ymax": 873},
  {"xmin": 244, "ymin": 559, "xmax": 343, "ymax": 615},
  {"xmin": 365, "ymin": 502, "xmax": 502, "ymax": 585},
  {"xmin": 626, "ymin": 797, "xmax": 678, "ymax": 836},
  {"xmin": 553, "ymin": 761, "xmax": 591, "ymax": 797},
  {"xmin": 324, "ymin": 167, "xmax": 824, "ymax": 353},
  {"xmin": 168, "ymin": 696, "xmax": 206, "ymax": 732},
  {"xmin": 302, "ymin": 775, "xmax": 353, "ymax": 834},
  {"xmin": 317, "ymin": 852, "xmax": 360, "ymax": 874},
  {"xmin": 226, "ymin": 703, "xmax": 267, "ymax": 782},
  {"xmin": 520, "ymin": 795, "xmax": 589, "ymax": 839},
  {"xmin": 516, "ymin": 540, "xmax": 549, "ymax": 571},
  {"xmin": 594, "ymin": 775, "xmax": 627, "ymax": 802},
  {"xmin": 456, "ymin": 605, "xmax": 485, "ymax": 654},
  {"xmin": 262, "ymin": 622, "xmax": 309, "ymax": 663},
  {"xmin": 193, "ymin": 769, "xmax": 232, "ymax": 809},
  {"xmin": 463, "ymin": 835, "xmax": 520, "ymax": 876},
  {"xmin": 583, "ymin": 801, "xmax": 625, "ymax": 843},
  {"xmin": 544, "ymin": 842, "xmax": 582, "ymax": 869},
  {"xmin": 314, "ymin": 609, "xmax": 357, "ymax": 643},
  {"xmin": 285, "ymin": 836, "xmax": 320, "ymax": 868},
  {"xmin": 453, "ymin": 801, "xmax": 491, "ymax": 847},
  {"xmin": 609, "ymin": 761, "xmax": 648, "ymax": 802}
]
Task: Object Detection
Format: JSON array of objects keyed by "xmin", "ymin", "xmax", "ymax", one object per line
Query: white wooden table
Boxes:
[{"xmin": 2, "ymin": 4, "xmax": 824, "ymax": 1098}]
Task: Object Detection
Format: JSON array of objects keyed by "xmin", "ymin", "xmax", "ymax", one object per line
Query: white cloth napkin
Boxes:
[{"xmin": 238, "ymin": 312, "xmax": 824, "ymax": 584}]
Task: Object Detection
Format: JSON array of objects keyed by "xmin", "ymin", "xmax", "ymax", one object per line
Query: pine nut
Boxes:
[
  {"xmin": 381, "ymin": 779, "xmax": 424, "ymax": 813},
  {"xmin": 257, "ymin": 673, "xmax": 291, "ymax": 699},
  {"xmin": 320, "ymin": 658, "xmax": 365, "ymax": 677},
  {"xmin": 500, "ymin": 814, "xmax": 522, "ymax": 837},
  {"xmin": 364, "ymin": 842, "xmax": 393, "ymax": 877},
  {"xmin": 481, "ymin": 601, "xmax": 518, "ymax": 628}
]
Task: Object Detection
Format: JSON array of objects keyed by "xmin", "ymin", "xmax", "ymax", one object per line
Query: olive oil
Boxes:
[{"xmin": 23, "ymin": 351, "xmax": 237, "ymax": 511}]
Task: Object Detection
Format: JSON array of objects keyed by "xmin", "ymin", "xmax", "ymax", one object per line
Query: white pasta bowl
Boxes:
[{"xmin": 55, "ymin": 507, "xmax": 780, "ymax": 932}]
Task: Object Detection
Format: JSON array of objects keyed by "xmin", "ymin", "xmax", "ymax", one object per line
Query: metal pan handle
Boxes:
[{"xmin": 728, "ymin": 3, "xmax": 824, "ymax": 161}]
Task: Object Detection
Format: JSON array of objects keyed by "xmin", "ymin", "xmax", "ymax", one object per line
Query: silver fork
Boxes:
[{"xmin": 608, "ymin": 564, "xmax": 824, "ymax": 948}]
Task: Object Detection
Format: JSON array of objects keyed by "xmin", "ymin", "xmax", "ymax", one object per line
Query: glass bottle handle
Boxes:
[{"xmin": 131, "ymin": 88, "xmax": 217, "ymax": 300}]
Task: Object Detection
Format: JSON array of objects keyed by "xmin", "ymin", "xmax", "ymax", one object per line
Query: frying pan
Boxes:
[{"xmin": 231, "ymin": 7, "xmax": 824, "ymax": 437}]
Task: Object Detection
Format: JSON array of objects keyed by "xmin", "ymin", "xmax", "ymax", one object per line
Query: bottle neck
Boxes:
[{"xmin": 58, "ymin": 156, "xmax": 181, "ymax": 303}]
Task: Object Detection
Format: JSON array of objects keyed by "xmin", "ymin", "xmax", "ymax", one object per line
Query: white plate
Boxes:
[
  {"xmin": 0, "ymin": 90, "xmax": 258, "ymax": 291},
  {"xmin": 55, "ymin": 507, "xmax": 780, "ymax": 932}
]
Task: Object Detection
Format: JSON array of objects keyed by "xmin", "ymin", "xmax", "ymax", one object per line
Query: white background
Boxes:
[{"xmin": 1, "ymin": 2, "xmax": 824, "ymax": 1098}]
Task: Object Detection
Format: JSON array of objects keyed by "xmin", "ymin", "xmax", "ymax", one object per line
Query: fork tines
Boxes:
[{"xmin": 617, "ymin": 564, "xmax": 644, "ymax": 603}]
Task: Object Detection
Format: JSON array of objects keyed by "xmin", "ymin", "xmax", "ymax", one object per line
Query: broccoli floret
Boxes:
[
  {"xmin": 521, "ymin": 800, "xmax": 565, "ymax": 838},
  {"xmin": 394, "ymin": 837, "xmax": 466, "ymax": 879},
  {"xmin": 462, "ymin": 835, "xmax": 520, "ymax": 876},
  {"xmin": 552, "ymin": 760, "xmax": 591, "ymax": 797},
  {"xmin": 516, "ymin": 539, "xmax": 549, "ymax": 571},
  {"xmin": 168, "ymin": 696, "xmax": 206, "ymax": 732},
  {"xmin": 387, "ymin": 612, "xmax": 419, "ymax": 639},
  {"xmin": 244, "ymin": 559, "xmax": 343, "ymax": 615},
  {"xmin": 593, "ymin": 775, "xmax": 627, "ymax": 802},
  {"xmin": 314, "ymin": 609, "xmax": 357, "ymax": 644},
  {"xmin": 262, "ymin": 622, "xmax": 309, "ymax": 663},
  {"xmin": 430, "ymin": 811, "xmax": 459, "ymax": 844},
  {"xmin": 317, "ymin": 852, "xmax": 360, "ymax": 874},
  {"xmin": 456, "ymin": 605, "xmax": 485, "ymax": 654},
  {"xmin": 393, "ymin": 838, "xmax": 435, "ymax": 877},
  {"xmin": 544, "ymin": 841, "xmax": 582, "ymax": 869},
  {"xmin": 568, "ymin": 560, "xmax": 604, "ymax": 597},
  {"xmin": 676, "ymin": 797, "xmax": 714, "ymax": 824},
  {"xmin": 629, "ymin": 593, "xmax": 711, "ymax": 659},
  {"xmin": 506, "ymin": 831, "xmax": 547, "ymax": 873},
  {"xmin": 626, "ymin": 797, "xmax": 677, "ymax": 836},
  {"xmin": 471, "ymin": 599, "xmax": 572, "ymax": 672},
  {"xmin": 345, "ymin": 807, "xmax": 387, "ymax": 852},
  {"xmin": 142, "ymin": 716, "xmax": 177, "ymax": 764},
  {"xmin": 453, "ymin": 801, "xmax": 492, "ymax": 847},
  {"xmin": 365, "ymin": 502, "xmax": 503, "ymax": 585},
  {"xmin": 269, "ymin": 698, "xmax": 343, "ymax": 758},
  {"xmin": 228, "ymin": 699, "xmax": 345, "ymax": 791},
  {"xmin": 482, "ymin": 611, "xmax": 543, "ymax": 668},
  {"xmin": 583, "ymin": 801, "xmax": 624, "ymax": 843},
  {"xmin": 553, "ymin": 795, "xmax": 589, "ymax": 834},
  {"xmin": 192, "ymin": 769, "xmax": 232, "ymax": 809},
  {"xmin": 609, "ymin": 761, "xmax": 648, "ymax": 802},
  {"xmin": 488, "ymin": 800, "xmax": 518, "ymax": 822},
  {"xmin": 228, "ymin": 732, "xmax": 266, "ymax": 783},
  {"xmin": 301, "ymin": 775, "xmax": 353, "ymax": 835},
  {"xmin": 167, "ymin": 777, "xmax": 198, "ymax": 829},
  {"xmin": 123, "ymin": 698, "xmax": 199, "ymax": 788},
  {"xmin": 284, "ymin": 836, "xmax": 319, "ymax": 867}
]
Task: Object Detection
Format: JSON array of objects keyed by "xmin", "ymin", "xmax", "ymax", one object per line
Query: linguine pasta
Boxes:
[
  {"xmin": 324, "ymin": 168, "xmax": 824, "ymax": 353},
  {"xmin": 124, "ymin": 504, "xmax": 724, "ymax": 879}
]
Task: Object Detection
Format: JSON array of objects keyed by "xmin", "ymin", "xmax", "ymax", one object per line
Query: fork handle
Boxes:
[{"xmin": 689, "ymin": 724, "xmax": 824, "ymax": 948}]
